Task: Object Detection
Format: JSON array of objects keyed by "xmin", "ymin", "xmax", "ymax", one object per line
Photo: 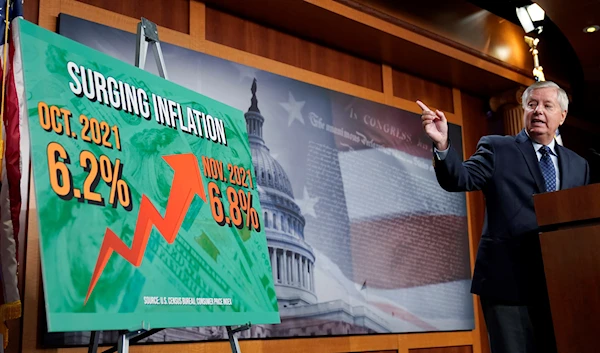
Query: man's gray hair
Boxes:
[{"xmin": 521, "ymin": 81, "xmax": 569, "ymax": 112}]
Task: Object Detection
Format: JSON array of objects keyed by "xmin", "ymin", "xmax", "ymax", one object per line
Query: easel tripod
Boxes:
[{"xmin": 86, "ymin": 17, "xmax": 250, "ymax": 353}]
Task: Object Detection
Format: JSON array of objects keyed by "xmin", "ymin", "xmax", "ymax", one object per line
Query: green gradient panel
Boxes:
[{"xmin": 19, "ymin": 19, "xmax": 279, "ymax": 332}]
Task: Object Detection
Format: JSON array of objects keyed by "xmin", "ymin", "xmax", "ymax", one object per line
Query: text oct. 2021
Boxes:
[{"xmin": 37, "ymin": 101, "xmax": 132, "ymax": 211}]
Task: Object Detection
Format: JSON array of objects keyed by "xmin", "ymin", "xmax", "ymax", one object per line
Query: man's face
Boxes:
[{"xmin": 524, "ymin": 87, "xmax": 567, "ymax": 144}]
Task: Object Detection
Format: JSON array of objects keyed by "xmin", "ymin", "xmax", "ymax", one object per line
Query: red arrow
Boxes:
[{"xmin": 85, "ymin": 154, "xmax": 206, "ymax": 304}]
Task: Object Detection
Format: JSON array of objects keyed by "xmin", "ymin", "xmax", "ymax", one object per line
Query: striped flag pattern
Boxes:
[{"xmin": 0, "ymin": 0, "xmax": 25, "ymax": 349}]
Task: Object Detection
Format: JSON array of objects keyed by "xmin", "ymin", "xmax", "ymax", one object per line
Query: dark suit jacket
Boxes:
[{"xmin": 434, "ymin": 129, "xmax": 589, "ymax": 304}]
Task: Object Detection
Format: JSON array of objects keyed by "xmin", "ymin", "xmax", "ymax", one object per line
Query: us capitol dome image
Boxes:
[
  {"xmin": 222, "ymin": 79, "xmax": 387, "ymax": 339},
  {"xmin": 244, "ymin": 79, "xmax": 318, "ymax": 309}
]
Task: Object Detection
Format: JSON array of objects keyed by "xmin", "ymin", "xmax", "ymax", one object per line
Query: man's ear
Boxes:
[{"xmin": 559, "ymin": 110, "xmax": 567, "ymax": 126}]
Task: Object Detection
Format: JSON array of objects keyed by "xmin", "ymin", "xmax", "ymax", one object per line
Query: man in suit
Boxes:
[{"xmin": 418, "ymin": 80, "xmax": 589, "ymax": 353}]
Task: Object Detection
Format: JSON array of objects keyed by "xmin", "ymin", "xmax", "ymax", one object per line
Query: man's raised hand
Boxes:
[{"xmin": 417, "ymin": 100, "xmax": 449, "ymax": 150}]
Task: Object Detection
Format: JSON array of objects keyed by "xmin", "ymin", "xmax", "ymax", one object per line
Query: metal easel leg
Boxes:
[
  {"xmin": 116, "ymin": 333, "xmax": 129, "ymax": 353},
  {"xmin": 117, "ymin": 333, "xmax": 129, "ymax": 353},
  {"xmin": 100, "ymin": 329, "xmax": 162, "ymax": 353},
  {"xmin": 135, "ymin": 22, "xmax": 148, "ymax": 70},
  {"xmin": 226, "ymin": 323, "xmax": 251, "ymax": 353},
  {"xmin": 152, "ymin": 41, "xmax": 168, "ymax": 80},
  {"xmin": 134, "ymin": 17, "xmax": 168, "ymax": 79},
  {"xmin": 88, "ymin": 331, "xmax": 100, "ymax": 353},
  {"xmin": 115, "ymin": 329, "xmax": 146, "ymax": 353}
]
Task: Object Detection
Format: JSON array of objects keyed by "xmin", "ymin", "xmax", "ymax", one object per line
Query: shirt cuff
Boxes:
[{"xmin": 434, "ymin": 146, "xmax": 449, "ymax": 160}]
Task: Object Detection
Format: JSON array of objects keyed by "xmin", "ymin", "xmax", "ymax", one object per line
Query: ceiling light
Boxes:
[
  {"xmin": 526, "ymin": 3, "xmax": 545, "ymax": 22},
  {"xmin": 584, "ymin": 25, "xmax": 599, "ymax": 33},
  {"xmin": 516, "ymin": 3, "xmax": 545, "ymax": 34},
  {"xmin": 494, "ymin": 46, "xmax": 511, "ymax": 61}
]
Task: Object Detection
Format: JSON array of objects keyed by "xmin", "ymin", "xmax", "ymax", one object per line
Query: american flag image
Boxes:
[{"xmin": 0, "ymin": 0, "xmax": 27, "ymax": 349}]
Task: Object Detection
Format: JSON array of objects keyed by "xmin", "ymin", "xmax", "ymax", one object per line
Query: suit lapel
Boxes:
[
  {"xmin": 555, "ymin": 144, "xmax": 569, "ymax": 190},
  {"xmin": 515, "ymin": 130, "xmax": 546, "ymax": 193}
]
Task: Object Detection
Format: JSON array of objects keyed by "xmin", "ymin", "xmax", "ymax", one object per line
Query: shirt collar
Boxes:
[{"xmin": 525, "ymin": 130, "xmax": 557, "ymax": 155}]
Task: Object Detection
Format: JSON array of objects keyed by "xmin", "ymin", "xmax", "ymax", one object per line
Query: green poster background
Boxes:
[{"xmin": 20, "ymin": 19, "xmax": 279, "ymax": 332}]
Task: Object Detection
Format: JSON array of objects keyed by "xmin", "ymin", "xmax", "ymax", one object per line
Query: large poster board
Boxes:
[
  {"xmin": 42, "ymin": 14, "xmax": 474, "ymax": 345},
  {"xmin": 20, "ymin": 19, "xmax": 279, "ymax": 332}
]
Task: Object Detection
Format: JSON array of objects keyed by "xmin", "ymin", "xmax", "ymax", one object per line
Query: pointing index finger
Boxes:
[{"xmin": 416, "ymin": 100, "xmax": 431, "ymax": 112}]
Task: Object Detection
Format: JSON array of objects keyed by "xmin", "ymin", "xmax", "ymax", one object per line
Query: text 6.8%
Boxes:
[{"xmin": 208, "ymin": 181, "xmax": 261, "ymax": 232}]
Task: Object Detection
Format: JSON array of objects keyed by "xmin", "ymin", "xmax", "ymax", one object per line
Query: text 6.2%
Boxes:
[{"xmin": 47, "ymin": 142, "xmax": 132, "ymax": 211}]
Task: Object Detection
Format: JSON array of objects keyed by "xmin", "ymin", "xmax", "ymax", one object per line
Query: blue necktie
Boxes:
[{"xmin": 539, "ymin": 146, "xmax": 556, "ymax": 192}]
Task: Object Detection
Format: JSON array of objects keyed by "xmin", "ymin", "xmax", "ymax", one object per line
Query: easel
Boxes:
[
  {"xmin": 86, "ymin": 17, "xmax": 251, "ymax": 353},
  {"xmin": 88, "ymin": 324, "xmax": 250, "ymax": 353}
]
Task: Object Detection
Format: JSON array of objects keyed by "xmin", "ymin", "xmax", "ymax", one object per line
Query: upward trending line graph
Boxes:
[{"xmin": 84, "ymin": 154, "xmax": 207, "ymax": 304}]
